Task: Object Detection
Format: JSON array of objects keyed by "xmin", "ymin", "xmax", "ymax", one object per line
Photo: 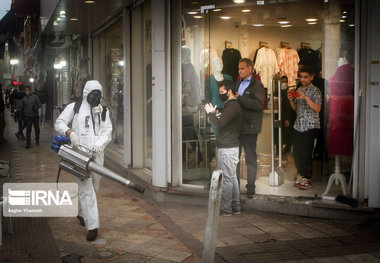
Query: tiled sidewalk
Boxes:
[{"xmin": 1, "ymin": 109, "xmax": 380, "ymax": 263}]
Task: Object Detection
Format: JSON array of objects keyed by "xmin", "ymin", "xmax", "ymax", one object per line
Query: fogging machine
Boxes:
[{"xmin": 57, "ymin": 144, "xmax": 145, "ymax": 193}]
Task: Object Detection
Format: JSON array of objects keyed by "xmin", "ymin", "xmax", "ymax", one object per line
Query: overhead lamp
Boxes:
[
  {"xmin": 84, "ymin": 0, "xmax": 95, "ymax": 3},
  {"xmin": 343, "ymin": 11, "xmax": 347, "ymax": 14},
  {"xmin": 252, "ymin": 24, "xmax": 264, "ymax": 27},
  {"xmin": 54, "ymin": 63, "xmax": 62, "ymax": 69},
  {"xmin": 193, "ymin": 15, "xmax": 203, "ymax": 19},
  {"xmin": 233, "ymin": 0, "xmax": 245, "ymax": 3},
  {"xmin": 278, "ymin": 21, "xmax": 289, "ymax": 24},
  {"xmin": 342, "ymin": 15, "xmax": 347, "ymax": 19},
  {"xmin": 10, "ymin": 59, "xmax": 19, "ymax": 65},
  {"xmin": 306, "ymin": 18, "xmax": 317, "ymax": 22},
  {"xmin": 60, "ymin": 59, "xmax": 67, "ymax": 67},
  {"xmin": 29, "ymin": 78, "xmax": 35, "ymax": 83},
  {"xmin": 308, "ymin": 22, "xmax": 317, "ymax": 25},
  {"xmin": 70, "ymin": 18, "xmax": 79, "ymax": 21},
  {"xmin": 213, "ymin": 9, "xmax": 222, "ymax": 12},
  {"xmin": 349, "ymin": 24, "xmax": 355, "ymax": 27},
  {"xmin": 241, "ymin": 9, "xmax": 251, "ymax": 13},
  {"xmin": 281, "ymin": 25, "xmax": 292, "ymax": 27},
  {"xmin": 220, "ymin": 16, "xmax": 231, "ymax": 20},
  {"xmin": 57, "ymin": 17, "xmax": 62, "ymax": 21},
  {"xmin": 60, "ymin": 11, "xmax": 66, "ymax": 15},
  {"xmin": 340, "ymin": 19, "xmax": 345, "ymax": 23},
  {"xmin": 187, "ymin": 11, "xmax": 198, "ymax": 15},
  {"xmin": 53, "ymin": 21, "xmax": 58, "ymax": 26}
]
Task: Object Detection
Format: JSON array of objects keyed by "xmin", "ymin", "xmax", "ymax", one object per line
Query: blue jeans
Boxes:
[{"xmin": 218, "ymin": 147, "xmax": 240, "ymax": 213}]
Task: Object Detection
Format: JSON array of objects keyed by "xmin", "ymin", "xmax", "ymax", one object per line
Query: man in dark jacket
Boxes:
[
  {"xmin": 236, "ymin": 58, "xmax": 266, "ymax": 198},
  {"xmin": 22, "ymin": 86, "xmax": 41, "ymax": 148},
  {"xmin": 205, "ymin": 80, "xmax": 242, "ymax": 216}
]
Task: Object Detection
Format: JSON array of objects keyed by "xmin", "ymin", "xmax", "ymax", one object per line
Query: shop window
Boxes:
[
  {"xmin": 179, "ymin": 0, "xmax": 356, "ymax": 196},
  {"xmin": 93, "ymin": 19, "xmax": 124, "ymax": 154}
]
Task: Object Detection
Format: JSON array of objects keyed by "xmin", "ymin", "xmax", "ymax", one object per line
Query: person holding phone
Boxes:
[{"xmin": 288, "ymin": 66, "xmax": 321, "ymax": 190}]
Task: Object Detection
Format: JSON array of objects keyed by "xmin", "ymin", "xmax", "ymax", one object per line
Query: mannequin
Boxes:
[
  {"xmin": 322, "ymin": 56, "xmax": 354, "ymax": 198},
  {"xmin": 204, "ymin": 57, "xmax": 232, "ymax": 135},
  {"xmin": 205, "ymin": 57, "xmax": 232, "ymax": 110}
]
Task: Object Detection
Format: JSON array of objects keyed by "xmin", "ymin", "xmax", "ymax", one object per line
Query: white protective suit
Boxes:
[{"xmin": 55, "ymin": 80, "xmax": 112, "ymax": 230}]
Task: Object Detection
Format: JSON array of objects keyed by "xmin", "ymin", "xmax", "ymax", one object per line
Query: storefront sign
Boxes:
[{"xmin": 2, "ymin": 73, "xmax": 12, "ymax": 80}]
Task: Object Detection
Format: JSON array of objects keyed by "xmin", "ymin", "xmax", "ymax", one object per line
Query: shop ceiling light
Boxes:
[
  {"xmin": 220, "ymin": 16, "xmax": 231, "ymax": 20},
  {"xmin": 241, "ymin": 9, "xmax": 251, "ymax": 13},
  {"xmin": 70, "ymin": 18, "xmax": 79, "ymax": 21},
  {"xmin": 342, "ymin": 15, "xmax": 347, "ymax": 19},
  {"xmin": 343, "ymin": 11, "xmax": 347, "ymax": 14},
  {"xmin": 10, "ymin": 59, "xmax": 19, "ymax": 65},
  {"xmin": 349, "ymin": 24, "xmax": 355, "ymax": 27},
  {"xmin": 53, "ymin": 21, "xmax": 58, "ymax": 26},
  {"xmin": 193, "ymin": 15, "xmax": 203, "ymax": 19},
  {"xmin": 29, "ymin": 78, "xmax": 35, "ymax": 83},
  {"xmin": 213, "ymin": 9, "xmax": 222, "ymax": 12},
  {"xmin": 278, "ymin": 21, "xmax": 289, "ymax": 24},
  {"xmin": 281, "ymin": 25, "xmax": 292, "ymax": 27},
  {"xmin": 308, "ymin": 22, "xmax": 317, "ymax": 25},
  {"xmin": 340, "ymin": 19, "xmax": 345, "ymax": 22},
  {"xmin": 252, "ymin": 24, "xmax": 264, "ymax": 27},
  {"xmin": 306, "ymin": 18, "xmax": 317, "ymax": 22},
  {"xmin": 187, "ymin": 11, "xmax": 198, "ymax": 15},
  {"xmin": 57, "ymin": 17, "xmax": 62, "ymax": 21},
  {"xmin": 233, "ymin": 0, "xmax": 245, "ymax": 3},
  {"xmin": 84, "ymin": 0, "xmax": 95, "ymax": 3}
]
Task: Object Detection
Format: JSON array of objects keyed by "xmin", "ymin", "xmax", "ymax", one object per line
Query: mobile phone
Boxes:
[{"xmin": 290, "ymin": 91, "xmax": 299, "ymax": 98}]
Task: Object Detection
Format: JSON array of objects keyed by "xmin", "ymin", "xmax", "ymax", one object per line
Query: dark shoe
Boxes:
[
  {"xmin": 15, "ymin": 133, "xmax": 20, "ymax": 140},
  {"xmin": 219, "ymin": 211, "xmax": 232, "ymax": 217},
  {"xmin": 86, "ymin": 229, "xmax": 98, "ymax": 241},
  {"xmin": 36, "ymin": 140, "xmax": 39, "ymax": 146},
  {"xmin": 247, "ymin": 193, "xmax": 256, "ymax": 199},
  {"xmin": 25, "ymin": 144, "xmax": 31, "ymax": 149},
  {"xmin": 232, "ymin": 209, "xmax": 241, "ymax": 215},
  {"xmin": 20, "ymin": 134, "xmax": 26, "ymax": 140},
  {"xmin": 77, "ymin": 215, "xmax": 85, "ymax": 226}
]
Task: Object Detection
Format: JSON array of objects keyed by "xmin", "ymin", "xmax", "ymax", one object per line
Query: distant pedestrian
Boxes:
[
  {"xmin": 12, "ymin": 84, "xmax": 26, "ymax": 140},
  {"xmin": 37, "ymin": 86, "xmax": 48, "ymax": 128},
  {"xmin": 22, "ymin": 87, "xmax": 41, "ymax": 148},
  {"xmin": 0, "ymin": 87, "xmax": 6, "ymax": 143},
  {"xmin": 205, "ymin": 79, "xmax": 243, "ymax": 216}
]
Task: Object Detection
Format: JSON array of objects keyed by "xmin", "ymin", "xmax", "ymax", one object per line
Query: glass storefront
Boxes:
[
  {"xmin": 178, "ymin": 0, "xmax": 355, "ymax": 197},
  {"xmin": 93, "ymin": 19, "xmax": 124, "ymax": 154}
]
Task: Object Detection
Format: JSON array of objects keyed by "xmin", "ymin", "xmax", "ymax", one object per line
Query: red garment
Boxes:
[{"xmin": 328, "ymin": 64, "xmax": 354, "ymax": 155}]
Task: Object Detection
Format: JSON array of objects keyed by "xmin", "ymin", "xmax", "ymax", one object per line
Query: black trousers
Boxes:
[
  {"xmin": 24, "ymin": 116, "xmax": 40, "ymax": 145},
  {"xmin": 239, "ymin": 133, "xmax": 258, "ymax": 195},
  {"xmin": 293, "ymin": 129, "xmax": 317, "ymax": 179}
]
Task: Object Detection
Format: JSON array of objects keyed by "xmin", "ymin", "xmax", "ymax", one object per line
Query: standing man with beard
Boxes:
[
  {"xmin": 21, "ymin": 86, "xmax": 41, "ymax": 148},
  {"xmin": 236, "ymin": 58, "xmax": 266, "ymax": 198}
]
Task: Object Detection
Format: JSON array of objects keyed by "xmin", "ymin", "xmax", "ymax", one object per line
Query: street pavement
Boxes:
[{"xmin": 1, "ymin": 109, "xmax": 380, "ymax": 263}]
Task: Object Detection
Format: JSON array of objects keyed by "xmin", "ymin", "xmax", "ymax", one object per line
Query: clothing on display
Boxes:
[
  {"xmin": 298, "ymin": 47, "xmax": 322, "ymax": 75},
  {"xmin": 276, "ymin": 47, "xmax": 300, "ymax": 86},
  {"xmin": 328, "ymin": 63, "xmax": 354, "ymax": 155},
  {"xmin": 254, "ymin": 47, "xmax": 280, "ymax": 89},
  {"xmin": 205, "ymin": 74, "xmax": 232, "ymax": 110},
  {"xmin": 222, "ymin": 48, "xmax": 241, "ymax": 81}
]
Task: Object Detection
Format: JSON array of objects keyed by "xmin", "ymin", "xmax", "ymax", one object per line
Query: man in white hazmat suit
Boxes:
[{"xmin": 55, "ymin": 80, "xmax": 112, "ymax": 241}]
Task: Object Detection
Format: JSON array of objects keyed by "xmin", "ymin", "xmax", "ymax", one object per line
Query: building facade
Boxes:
[{"xmin": 1, "ymin": 0, "xmax": 379, "ymax": 209}]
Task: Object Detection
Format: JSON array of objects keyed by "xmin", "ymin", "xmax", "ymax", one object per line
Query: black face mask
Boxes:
[
  {"xmin": 87, "ymin": 90, "xmax": 101, "ymax": 107},
  {"xmin": 219, "ymin": 92, "xmax": 228, "ymax": 102}
]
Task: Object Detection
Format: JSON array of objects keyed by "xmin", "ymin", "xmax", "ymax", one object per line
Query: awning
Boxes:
[{"xmin": 11, "ymin": 0, "xmax": 40, "ymax": 17}]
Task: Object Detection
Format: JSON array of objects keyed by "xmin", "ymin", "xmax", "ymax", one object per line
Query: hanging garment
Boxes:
[
  {"xmin": 277, "ymin": 48, "xmax": 300, "ymax": 86},
  {"xmin": 254, "ymin": 47, "xmax": 279, "ymax": 89},
  {"xmin": 328, "ymin": 64, "xmax": 354, "ymax": 155},
  {"xmin": 222, "ymin": 48, "xmax": 242, "ymax": 81}
]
